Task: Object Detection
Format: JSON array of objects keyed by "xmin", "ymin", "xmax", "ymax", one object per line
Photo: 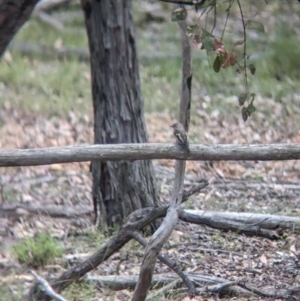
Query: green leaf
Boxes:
[
  {"xmin": 248, "ymin": 63, "xmax": 256, "ymax": 75},
  {"xmin": 201, "ymin": 29, "xmax": 215, "ymax": 53},
  {"xmin": 245, "ymin": 20, "xmax": 265, "ymax": 33},
  {"xmin": 238, "ymin": 93, "xmax": 248, "ymax": 106},
  {"xmin": 247, "ymin": 102, "xmax": 256, "ymax": 114},
  {"xmin": 171, "ymin": 7, "xmax": 187, "ymax": 22},
  {"xmin": 241, "ymin": 107, "xmax": 249, "ymax": 122},
  {"xmin": 213, "ymin": 56, "xmax": 222, "ymax": 73}
]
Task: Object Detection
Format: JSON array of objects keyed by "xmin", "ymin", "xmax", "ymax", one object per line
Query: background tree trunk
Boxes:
[
  {"xmin": 81, "ymin": 0, "xmax": 160, "ymax": 228},
  {"xmin": 0, "ymin": 0, "xmax": 40, "ymax": 56}
]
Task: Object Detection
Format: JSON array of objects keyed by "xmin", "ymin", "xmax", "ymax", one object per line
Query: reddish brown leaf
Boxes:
[
  {"xmin": 214, "ymin": 38, "xmax": 226, "ymax": 54},
  {"xmin": 221, "ymin": 52, "xmax": 237, "ymax": 69}
]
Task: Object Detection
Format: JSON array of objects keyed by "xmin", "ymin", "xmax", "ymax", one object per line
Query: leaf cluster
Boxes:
[{"xmin": 170, "ymin": 1, "xmax": 267, "ymax": 121}]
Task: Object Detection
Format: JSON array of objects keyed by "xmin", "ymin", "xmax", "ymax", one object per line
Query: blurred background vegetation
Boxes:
[{"xmin": 0, "ymin": 0, "xmax": 299, "ymax": 123}]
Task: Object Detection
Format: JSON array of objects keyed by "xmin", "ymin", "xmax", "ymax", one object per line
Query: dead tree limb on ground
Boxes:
[
  {"xmin": 2, "ymin": 202, "xmax": 295, "ymax": 238},
  {"xmin": 86, "ymin": 273, "xmax": 300, "ymax": 299},
  {"xmin": 184, "ymin": 210, "xmax": 300, "ymax": 232},
  {"xmin": 26, "ymin": 183, "xmax": 206, "ymax": 300},
  {"xmin": 25, "ymin": 179, "xmax": 297, "ymax": 300},
  {"xmin": 179, "ymin": 210, "xmax": 282, "ymax": 239}
]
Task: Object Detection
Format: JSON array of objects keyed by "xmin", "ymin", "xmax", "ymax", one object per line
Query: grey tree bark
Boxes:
[
  {"xmin": 0, "ymin": 0, "xmax": 40, "ymax": 56},
  {"xmin": 81, "ymin": 0, "xmax": 160, "ymax": 228}
]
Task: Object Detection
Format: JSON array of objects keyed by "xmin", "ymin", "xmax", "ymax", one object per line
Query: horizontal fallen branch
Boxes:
[
  {"xmin": 86, "ymin": 273, "xmax": 252, "ymax": 297},
  {"xmin": 0, "ymin": 204, "xmax": 93, "ymax": 218},
  {"xmin": 180, "ymin": 210, "xmax": 281, "ymax": 239},
  {"xmin": 2, "ymin": 203, "xmax": 291, "ymax": 239},
  {"xmin": 1, "ymin": 143, "xmax": 300, "ymax": 167},
  {"xmin": 86, "ymin": 273, "xmax": 300, "ymax": 299},
  {"xmin": 185, "ymin": 210, "xmax": 300, "ymax": 232}
]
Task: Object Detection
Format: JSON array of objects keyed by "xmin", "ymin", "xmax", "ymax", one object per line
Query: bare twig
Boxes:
[
  {"xmin": 177, "ymin": 20, "xmax": 192, "ymax": 131},
  {"xmin": 181, "ymin": 180, "xmax": 208, "ymax": 203},
  {"xmin": 221, "ymin": 0, "xmax": 233, "ymax": 40},
  {"xmin": 236, "ymin": 0, "xmax": 248, "ymax": 95},
  {"xmin": 30, "ymin": 270, "xmax": 68, "ymax": 301}
]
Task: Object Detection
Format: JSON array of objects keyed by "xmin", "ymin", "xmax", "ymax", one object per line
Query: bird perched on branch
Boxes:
[{"xmin": 170, "ymin": 122, "xmax": 190, "ymax": 153}]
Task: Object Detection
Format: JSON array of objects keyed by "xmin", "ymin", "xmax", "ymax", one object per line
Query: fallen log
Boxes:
[{"xmin": 185, "ymin": 210, "xmax": 300, "ymax": 232}]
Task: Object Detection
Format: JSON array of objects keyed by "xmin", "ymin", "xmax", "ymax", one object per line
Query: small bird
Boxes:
[{"xmin": 170, "ymin": 122, "xmax": 190, "ymax": 153}]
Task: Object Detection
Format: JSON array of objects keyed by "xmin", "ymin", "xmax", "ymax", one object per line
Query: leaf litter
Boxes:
[{"xmin": 1, "ymin": 101, "xmax": 300, "ymax": 300}]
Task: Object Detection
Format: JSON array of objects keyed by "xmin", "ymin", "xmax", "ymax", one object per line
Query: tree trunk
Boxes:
[
  {"xmin": 0, "ymin": 0, "xmax": 40, "ymax": 56},
  {"xmin": 81, "ymin": 0, "xmax": 160, "ymax": 228}
]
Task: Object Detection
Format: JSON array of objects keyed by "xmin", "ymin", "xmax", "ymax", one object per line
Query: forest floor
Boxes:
[
  {"xmin": 1, "ymin": 1, "xmax": 300, "ymax": 300},
  {"xmin": 1, "ymin": 104, "xmax": 300, "ymax": 301}
]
